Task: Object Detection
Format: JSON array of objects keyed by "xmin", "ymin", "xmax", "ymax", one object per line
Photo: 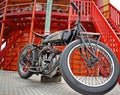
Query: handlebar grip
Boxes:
[{"xmin": 71, "ymin": 2, "xmax": 78, "ymax": 11}]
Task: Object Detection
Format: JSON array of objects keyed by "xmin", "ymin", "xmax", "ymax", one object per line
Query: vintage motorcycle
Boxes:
[{"xmin": 18, "ymin": 2, "xmax": 120, "ymax": 95}]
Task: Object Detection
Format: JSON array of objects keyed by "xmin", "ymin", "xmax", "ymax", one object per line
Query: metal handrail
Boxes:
[
  {"xmin": 91, "ymin": 1, "xmax": 120, "ymax": 62},
  {"xmin": 109, "ymin": 4, "xmax": 120, "ymax": 26},
  {"xmin": 99, "ymin": 3, "xmax": 120, "ymax": 26}
]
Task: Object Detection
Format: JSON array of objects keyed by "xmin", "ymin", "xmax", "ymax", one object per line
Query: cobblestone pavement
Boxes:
[{"xmin": 0, "ymin": 70, "xmax": 120, "ymax": 95}]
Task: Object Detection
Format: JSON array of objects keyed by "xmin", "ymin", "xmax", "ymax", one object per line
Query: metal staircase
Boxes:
[
  {"xmin": 91, "ymin": 1, "xmax": 120, "ymax": 61},
  {"xmin": 0, "ymin": 0, "xmax": 120, "ymax": 71}
]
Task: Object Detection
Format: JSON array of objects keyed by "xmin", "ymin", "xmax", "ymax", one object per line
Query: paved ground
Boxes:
[{"xmin": 0, "ymin": 70, "xmax": 120, "ymax": 95}]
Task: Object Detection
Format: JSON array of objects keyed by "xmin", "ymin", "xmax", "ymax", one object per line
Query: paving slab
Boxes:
[{"xmin": 0, "ymin": 70, "xmax": 120, "ymax": 95}]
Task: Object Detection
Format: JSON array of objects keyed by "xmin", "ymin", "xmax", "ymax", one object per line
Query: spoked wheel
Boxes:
[
  {"xmin": 60, "ymin": 40, "xmax": 119, "ymax": 95},
  {"xmin": 18, "ymin": 44, "xmax": 37, "ymax": 79}
]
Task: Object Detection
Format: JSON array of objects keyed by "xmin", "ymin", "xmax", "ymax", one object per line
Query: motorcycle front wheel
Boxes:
[{"xmin": 60, "ymin": 39, "xmax": 119, "ymax": 95}]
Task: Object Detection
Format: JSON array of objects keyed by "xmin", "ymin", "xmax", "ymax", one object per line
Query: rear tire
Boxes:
[
  {"xmin": 60, "ymin": 39, "xmax": 119, "ymax": 95},
  {"xmin": 18, "ymin": 44, "xmax": 37, "ymax": 79}
]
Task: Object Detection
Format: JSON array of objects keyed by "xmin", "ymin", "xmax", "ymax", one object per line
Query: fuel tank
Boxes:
[{"xmin": 43, "ymin": 30, "xmax": 73, "ymax": 45}]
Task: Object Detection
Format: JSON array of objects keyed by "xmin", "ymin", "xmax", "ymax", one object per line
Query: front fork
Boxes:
[{"xmin": 78, "ymin": 32, "xmax": 101, "ymax": 67}]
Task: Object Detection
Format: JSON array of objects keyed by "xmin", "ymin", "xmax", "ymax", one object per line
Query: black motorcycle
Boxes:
[{"xmin": 18, "ymin": 2, "xmax": 120, "ymax": 95}]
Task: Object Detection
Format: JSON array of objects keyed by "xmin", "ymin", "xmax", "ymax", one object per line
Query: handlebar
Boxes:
[{"xmin": 71, "ymin": 2, "xmax": 79, "ymax": 11}]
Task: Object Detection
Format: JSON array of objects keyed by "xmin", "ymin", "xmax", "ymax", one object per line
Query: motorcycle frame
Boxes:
[{"xmin": 24, "ymin": 2, "xmax": 102, "ymax": 75}]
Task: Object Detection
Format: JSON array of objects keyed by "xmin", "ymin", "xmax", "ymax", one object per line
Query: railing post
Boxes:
[
  {"xmin": 0, "ymin": 0, "xmax": 8, "ymax": 50},
  {"xmin": 29, "ymin": 0, "xmax": 36, "ymax": 43}
]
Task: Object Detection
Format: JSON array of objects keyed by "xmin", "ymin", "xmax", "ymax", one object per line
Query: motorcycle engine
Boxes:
[{"xmin": 39, "ymin": 47, "xmax": 60, "ymax": 77}]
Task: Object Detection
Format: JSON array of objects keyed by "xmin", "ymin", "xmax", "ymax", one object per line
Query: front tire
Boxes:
[{"xmin": 60, "ymin": 39, "xmax": 119, "ymax": 95}]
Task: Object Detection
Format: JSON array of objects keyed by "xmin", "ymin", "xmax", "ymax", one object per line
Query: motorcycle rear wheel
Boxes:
[
  {"xmin": 60, "ymin": 39, "xmax": 119, "ymax": 95},
  {"xmin": 18, "ymin": 44, "xmax": 37, "ymax": 79}
]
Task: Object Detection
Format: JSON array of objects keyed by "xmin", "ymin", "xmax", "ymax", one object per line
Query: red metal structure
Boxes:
[{"xmin": 0, "ymin": 0, "xmax": 120, "ymax": 72}]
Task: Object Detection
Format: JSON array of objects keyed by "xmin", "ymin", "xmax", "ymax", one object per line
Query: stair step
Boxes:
[
  {"xmin": 107, "ymin": 20, "xmax": 120, "ymax": 34},
  {"xmin": 116, "ymin": 33, "xmax": 120, "ymax": 35}
]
